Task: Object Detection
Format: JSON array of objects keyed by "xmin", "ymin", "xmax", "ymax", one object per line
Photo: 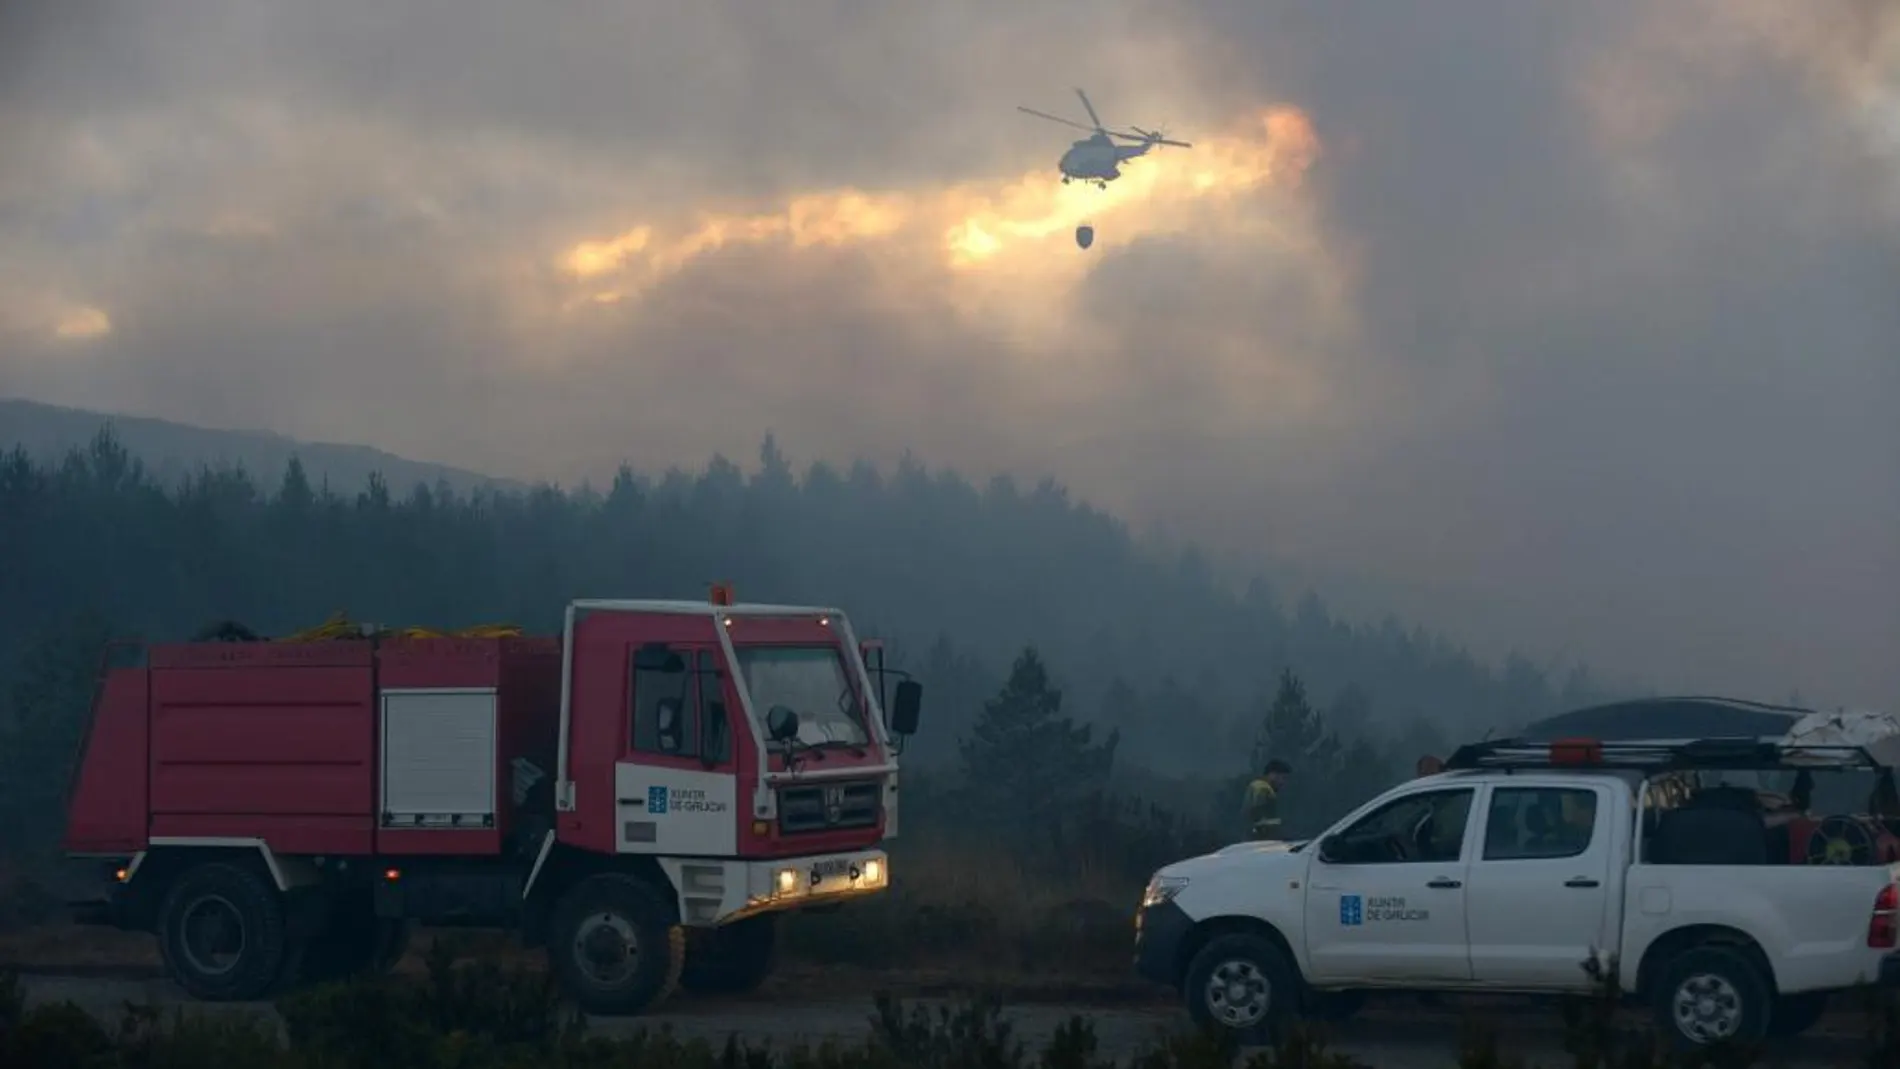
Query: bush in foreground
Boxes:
[{"xmin": 1, "ymin": 949, "xmax": 1893, "ymax": 1069}]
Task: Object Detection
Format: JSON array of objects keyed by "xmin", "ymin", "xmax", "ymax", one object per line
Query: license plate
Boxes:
[{"xmin": 810, "ymin": 858, "xmax": 853, "ymax": 883}]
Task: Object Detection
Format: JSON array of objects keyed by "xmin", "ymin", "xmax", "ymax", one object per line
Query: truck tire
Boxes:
[
  {"xmin": 547, "ymin": 874, "xmax": 684, "ymax": 1016},
  {"xmin": 1767, "ymin": 991, "xmax": 1828, "ymax": 1038},
  {"xmin": 1182, "ymin": 932, "xmax": 1301, "ymax": 1044},
  {"xmin": 155, "ymin": 861, "xmax": 291, "ymax": 1002},
  {"xmin": 680, "ymin": 914, "xmax": 777, "ymax": 994},
  {"xmin": 1651, "ymin": 945, "xmax": 1772, "ymax": 1049}
]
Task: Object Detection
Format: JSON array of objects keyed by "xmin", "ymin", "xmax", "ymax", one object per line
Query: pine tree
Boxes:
[
  {"xmin": 957, "ymin": 647, "xmax": 1118, "ymax": 855},
  {"xmin": 278, "ymin": 456, "xmax": 314, "ymax": 513},
  {"xmin": 1229, "ymin": 668, "xmax": 1363, "ymax": 839},
  {"xmin": 1251, "ymin": 668, "xmax": 1339, "ymax": 773},
  {"xmin": 0, "ymin": 612, "xmax": 115, "ymax": 856}
]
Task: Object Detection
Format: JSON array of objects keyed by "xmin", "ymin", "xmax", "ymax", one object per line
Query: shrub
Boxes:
[
  {"xmin": 7, "ymin": 948, "xmax": 1892, "ymax": 1069},
  {"xmin": 0, "ymin": 868, "xmax": 61, "ymax": 934}
]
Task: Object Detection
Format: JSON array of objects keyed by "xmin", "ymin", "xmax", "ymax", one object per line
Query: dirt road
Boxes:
[{"xmin": 11, "ymin": 972, "xmax": 1874, "ymax": 1067}]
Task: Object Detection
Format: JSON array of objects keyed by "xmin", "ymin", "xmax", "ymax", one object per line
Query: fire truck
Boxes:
[{"xmin": 59, "ymin": 589, "xmax": 923, "ymax": 1013}]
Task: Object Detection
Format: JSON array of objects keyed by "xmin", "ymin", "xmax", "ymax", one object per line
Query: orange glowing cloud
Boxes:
[
  {"xmin": 557, "ymin": 106, "xmax": 1322, "ymax": 307},
  {"xmin": 0, "ymin": 289, "xmax": 113, "ymax": 343},
  {"xmin": 54, "ymin": 305, "xmax": 112, "ymax": 339}
]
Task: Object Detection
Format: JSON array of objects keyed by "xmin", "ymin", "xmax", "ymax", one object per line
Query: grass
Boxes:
[
  {"xmin": 781, "ymin": 841, "xmax": 1145, "ymax": 979},
  {"xmin": 0, "ymin": 839, "xmax": 1158, "ymax": 999}
]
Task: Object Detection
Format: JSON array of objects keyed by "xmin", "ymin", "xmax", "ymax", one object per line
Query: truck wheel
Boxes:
[
  {"xmin": 155, "ymin": 861, "xmax": 290, "ymax": 1001},
  {"xmin": 1767, "ymin": 991, "xmax": 1828, "ymax": 1038},
  {"xmin": 680, "ymin": 914, "xmax": 777, "ymax": 994},
  {"xmin": 1651, "ymin": 945, "xmax": 1771, "ymax": 1049},
  {"xmin": 1182, "ymin": 933, "xmax": 1300, "ymax": 1044},
  {"xmin": 547, "ymin": 874, "xmax": 684, "ymax": 1016}
]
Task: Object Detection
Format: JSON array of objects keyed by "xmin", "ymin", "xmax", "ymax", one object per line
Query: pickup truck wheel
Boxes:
[
  {"xmin": 156, "ymin": 862, "xmax": 289, "ymax": 1001},
  {"xmin": 680, "ymin": 914, "xmax": 777, "ymax": 994},
  {"xmin": 1652, "ymin": 946, "xmax": 1771, "ymax": 1049},
  {"xmin": 1767, "ymin": 991, "xmax": 1828, "ymax": 1038},
  {"xmin": 1183, "ymin": 933, "xmax": 1300, "ymax": 1043},
  {"xmin": 547, "ymin": 874, "xmax": 683, "ymax": 1016}
]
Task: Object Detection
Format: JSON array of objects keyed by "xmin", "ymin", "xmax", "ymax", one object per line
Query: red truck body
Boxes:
[
  {"xmin": 67, "ymin": 636, "xmax": 561, "ymax": 860},
  {"xmin": 60, "ymin": 594, "xmax": 921, "ymax": 1013}
]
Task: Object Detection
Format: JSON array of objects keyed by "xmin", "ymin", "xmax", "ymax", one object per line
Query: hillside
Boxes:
[
  {"xmin": 0, "ymin": 398, "xmax": 509, "ymax": 497},
  {"xmin": 0, "ymin": 406, "xmax": 1611, "ymax": 777}
]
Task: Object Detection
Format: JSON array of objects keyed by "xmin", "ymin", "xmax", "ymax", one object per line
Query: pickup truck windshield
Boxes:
[{"xmin": 734, "ymin": 645, "xmax": 870, "ymax": 748}]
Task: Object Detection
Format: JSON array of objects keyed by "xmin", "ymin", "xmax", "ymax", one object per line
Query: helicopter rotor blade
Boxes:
[
  {"xmin": 1018, "ymin": 105, "xmax": 1096, "ymax": 134},
  {"xmin": 1074, "ymin": 87, "xmax": 1104, "ymax": 131},
  {"xmin": 1111, "ymin": 127, "xmax": 1192, "ymax": 148}
]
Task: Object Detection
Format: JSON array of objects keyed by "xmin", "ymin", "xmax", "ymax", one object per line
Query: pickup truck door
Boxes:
[
  {"xmin": 1463, "ymin": 780, "xmax": 1618, "ymax": 990},
  {"xmin": 1303, "ymin": 785, "xmax": 1478, "ymax": 984}
]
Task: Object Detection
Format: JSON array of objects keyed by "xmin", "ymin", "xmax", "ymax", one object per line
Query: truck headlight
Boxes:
[
  {"xmin": 775, "ymin": 868, "xmax": 799, "ymax": 894},
  {"xmin": 1142, "ymin": 874, "xmax": 1188, "ymax": 908}
]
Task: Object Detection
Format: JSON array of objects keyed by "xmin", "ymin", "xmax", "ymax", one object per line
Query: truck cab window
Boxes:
[
  {"xmin": 1329, "ymin": 788, "xmax": 1473, "ymax": 864},
  {"xmin": 734, "ymin": 646, "xmax": 869, "ymax": 747},
  {"xmin": 1483, "ymin": 787, "xmax": 1597, "ymax": 860},
  {"xmin": 697, "ymin": 650, "xmax": 731, "ymax": 765},
  {"xmin": 630, "ymin": 662, "xmax": 698, "ymax": 759}
]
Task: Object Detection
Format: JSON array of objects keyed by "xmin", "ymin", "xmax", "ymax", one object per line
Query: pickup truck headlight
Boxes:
[{"xmin": 1142, "ymin": 874, "xmax": 1189, "ymax": 908}]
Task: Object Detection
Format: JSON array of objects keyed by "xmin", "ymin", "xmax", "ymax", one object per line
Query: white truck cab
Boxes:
[{"xmin": 1135, "ymin": 735, "xmax": 1900, "ymax": 1049}]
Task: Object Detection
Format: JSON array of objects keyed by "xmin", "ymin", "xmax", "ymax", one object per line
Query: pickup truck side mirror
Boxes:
[
  {"xmin": 1316, "ymin": 834, "xmax": 1345, "ymax": 865},
  {"xmin": 766, "ymin": 704, "xmax": 801, "ymax": 744},
  {"xmin": 890, "ymin": 680, "xmax": 922, "ymax": 735}
]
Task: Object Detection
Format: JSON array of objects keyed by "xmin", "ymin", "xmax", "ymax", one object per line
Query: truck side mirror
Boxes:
[
  {"xmin": 1315, "ymin": 834, "xmax": 1345, "ymax": 865},
  {"xmin": 656, "ymin": 699, "xmax": 683, "ymax": 754},
  {"xmin": 766, "ymin": 704, "xmax": 800, "ymax": 743},
  {"xmin": 890, "ymin": 680, "xmax": 922, "ymax": 735},
  {"xmin": 632, "ymin": 642, "xmax": 685, "ymax": 673}
]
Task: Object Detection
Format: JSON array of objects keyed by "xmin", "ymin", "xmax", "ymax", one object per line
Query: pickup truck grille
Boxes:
[{"xmin": 778, "ymin": 781, "xmax": 881, "ymax": 834}]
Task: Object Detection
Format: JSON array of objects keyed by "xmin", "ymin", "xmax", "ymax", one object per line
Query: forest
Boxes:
[{"xmin": 0, "ymin": 428, "xmax": 1614, "ymax": 869}]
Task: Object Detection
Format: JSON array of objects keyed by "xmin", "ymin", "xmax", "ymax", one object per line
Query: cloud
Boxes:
[
  {"xmin": 0, "ymin": 0, "xmax": 1895, "ymax": 707},
  {"xmin": 553, "ymin": 106, "xmax": 1325, "ymax": 343}
]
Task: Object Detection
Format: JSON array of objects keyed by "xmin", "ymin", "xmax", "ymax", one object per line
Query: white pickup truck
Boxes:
[{"xmin": 1134, "ymin": 736, "xmax": 1900, "ymax": 1049}]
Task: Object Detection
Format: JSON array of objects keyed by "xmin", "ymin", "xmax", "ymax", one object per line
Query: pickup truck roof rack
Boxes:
[{"xmin": 1444, "ymin": 736, "xmax": 1881, "ymax": 774}]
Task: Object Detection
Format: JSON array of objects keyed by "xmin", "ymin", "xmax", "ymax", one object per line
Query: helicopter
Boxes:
[{"xmin": 1018, "ymin": 88, "xmax": 1192, "ymax": 192}]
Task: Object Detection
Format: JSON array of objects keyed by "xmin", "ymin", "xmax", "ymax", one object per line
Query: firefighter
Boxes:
[{"xmin": 1244, "ymin": 759, "xmax": 1292, "ymax": 840}]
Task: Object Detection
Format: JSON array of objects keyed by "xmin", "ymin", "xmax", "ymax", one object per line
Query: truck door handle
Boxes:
[
  {"xmin": 1564, "ymin": 877, "xmax": 1600, "ymax": 888},
  {"xmin": 1427, "ymin": 877, "xmax": 1462, "ymax": 889}
]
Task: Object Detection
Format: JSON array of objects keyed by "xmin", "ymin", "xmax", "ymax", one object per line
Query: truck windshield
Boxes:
[{"xmin": 734, "ymin": 645, "xmax": 870, "ymax": 748}]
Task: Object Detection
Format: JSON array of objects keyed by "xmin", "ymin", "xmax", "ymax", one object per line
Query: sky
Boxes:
[{"xmin": 1, "ymin": 0, "xmax": 1896, "ymax": 709}]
